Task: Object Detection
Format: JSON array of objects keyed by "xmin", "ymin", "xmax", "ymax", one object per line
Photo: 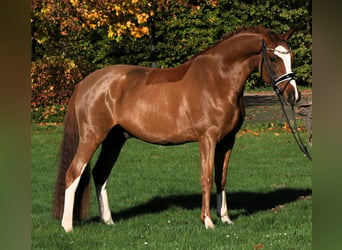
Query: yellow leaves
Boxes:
[
  {"xmin": 237, "ymin": 129, "xmax": 260, "ymax": 137},
  {"xmin": 209, "ymin": 0, "xmax": 219, "ymax": 8},
  {"xmin": 113, "ymin": 4, "xmax": 121, "ymax": 16},
  {"xmin": 70, "ymin": 0, "xmax": 79, "ymax": 7},
  {"xmin": 89, "ymin": 23, "xmax": 97, "ymax": 30},
  {"xmin": 136, "ymin": 13, "xmax": 149, "ymax": 24},
  {"xmin": 130, "ymin": 26, "xmax": 149, "ymax": 38},
  {"xmin": 36, "ymin": 37, "xmax": 48, "ymax": 44},
  {"xmin": 66, "ymin": 1, "xmax": 150, "ymax": 39},
  {"xmin": 68, "ymin": 61, "xmax": 76, "ymax": 69},
  {"xmin": 107, "ymin": 25, "xmax": 115, "ymax": 39},
  {"xmin": 81, "ymin": 9, "xmax": 107, "ymax": 30},
  {"xmin": 236, "ymin": 122, "xmax": 307, "ymax": 138},
  {"xmin": 108, "ymin": 22, "xmax": 149, "ymax": 40},
  {"xmin": 40, "ymin": 7, "xmax": 51, "ymax": 14},
  {"xmin": 108, "ymin": 23, "xmax": 127, "ymax": 40},
  {"xmin": 37, "ymin": 0, "xmax": 150, "ymax": 40}
]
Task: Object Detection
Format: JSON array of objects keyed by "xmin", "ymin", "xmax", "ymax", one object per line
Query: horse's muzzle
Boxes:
[{"xmin": 286, "ymin": 89, "xmax": 301, "ymax": 105}]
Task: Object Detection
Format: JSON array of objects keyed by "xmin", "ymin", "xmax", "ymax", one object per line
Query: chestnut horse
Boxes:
[{"xmin": 53, "ymin": 26, "xmax": 301, "ymax": 232}]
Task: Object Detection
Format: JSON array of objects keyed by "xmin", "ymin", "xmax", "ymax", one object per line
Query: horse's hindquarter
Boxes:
[{"xmin": 74, "ymin": 65, "xmax": 146, "ymax": 130}]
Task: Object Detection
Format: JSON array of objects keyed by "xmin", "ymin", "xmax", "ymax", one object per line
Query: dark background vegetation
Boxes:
[{"xmin": 31, "ymin": 0, "xmax": 312, "ymax": 123}]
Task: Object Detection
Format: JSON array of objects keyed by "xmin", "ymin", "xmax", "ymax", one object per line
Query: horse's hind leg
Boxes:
[
  {"xmin": 62, "ymin": 141, "xmax": 99, "ymax": 232},
  {"xmin": 92, "ymin": 126, "xmax": 126, "ymax": 225},
  {"xmin": 214, "ymin": 134, "xmax": 236, "ymax": 225}
]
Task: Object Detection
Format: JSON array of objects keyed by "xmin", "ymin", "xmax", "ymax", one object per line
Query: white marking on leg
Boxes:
[
  {"xmin": 96, "ymin": 181, "xmax": 114, "ymax": 225},
  {"xmin": 204, "ymin": 214, "xmax": 215, "ymax": 229},
  {"xmin": 62, "ymin": 175, "xmax": 81, "ymax": 232},
  {"xmin": 217, "ymin": 190, "xmax": 233, "ymax": 224},
  {"xmin": 274, "ymin": 45, "xmax": 299, "ymax": 101},
  {"xmin": 61, "ymin": 163, "xmax": 87, "ymax": 232}
]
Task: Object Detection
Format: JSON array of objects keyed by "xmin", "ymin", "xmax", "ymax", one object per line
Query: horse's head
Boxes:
[{"xmin": 260, "ymin": 28, "xmax": 301, "ymax": 105}]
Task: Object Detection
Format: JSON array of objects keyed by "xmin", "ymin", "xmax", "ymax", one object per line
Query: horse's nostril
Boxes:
[{"xmin": 288, "ymin": 92, "xmax": 296, "ymax": 105}]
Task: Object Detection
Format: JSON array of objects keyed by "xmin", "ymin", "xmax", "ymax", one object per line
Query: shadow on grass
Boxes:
[{"xmin": 85, "ymin": 188, "xmax": 311, "ymax": 224}]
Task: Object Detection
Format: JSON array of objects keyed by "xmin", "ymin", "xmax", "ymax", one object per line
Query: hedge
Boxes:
[{"xmin": 31, "ymin": 0, "xmax": 311, "ymax": 123}]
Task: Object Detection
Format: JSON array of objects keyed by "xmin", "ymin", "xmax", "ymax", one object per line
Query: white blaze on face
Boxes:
[{"xmin": 274, "ymin": 45, "xmax": 299, "ymax": 101}]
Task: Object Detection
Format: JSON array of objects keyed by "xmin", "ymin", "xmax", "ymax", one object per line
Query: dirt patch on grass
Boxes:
[{"xmin": 243, "ymin": 91, "xmax": 312, "ymax": 125}]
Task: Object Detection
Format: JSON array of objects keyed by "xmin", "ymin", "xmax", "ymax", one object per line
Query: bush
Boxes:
[
  {"xmin": 31, "ymin": 0, "xmax": 311, "ymax": 123},
  {"xmin": 31, "ymin": 56, "xmax": 83, "ymax": 123},
  {"xmin": 31, "ymin": 105, "xmax": 66, "ymax": 124}
]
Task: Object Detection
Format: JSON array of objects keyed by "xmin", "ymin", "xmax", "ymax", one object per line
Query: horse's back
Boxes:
[{"xmin": 77, "ymin": 65, "xmax": 151, "ymax": 90}]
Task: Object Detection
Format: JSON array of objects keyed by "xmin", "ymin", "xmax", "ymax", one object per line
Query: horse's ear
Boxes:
[{"xmin": 283, "ymin": 28, "xmax": 295, "ymax": 41}]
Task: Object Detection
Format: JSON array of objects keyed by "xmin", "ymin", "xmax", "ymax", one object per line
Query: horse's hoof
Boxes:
[
  {"xmin": 104, "ymin": 219, "xmax": 115, "ymax": 225},
  {"xmin": 62, "ymin": 223, "xmax": 73, "ymax": 233},
  {"xmin": 221, "ymin": 215, "xmax": 233, "ymax": 224},
  {"xmin": 204, "ymin": 216, "xmax": 215, "ymax": 229}
]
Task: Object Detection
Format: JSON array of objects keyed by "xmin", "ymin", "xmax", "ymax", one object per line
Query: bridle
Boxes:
[
  {"xmin": 260, "ymin": 40, "xmax": 312, "ymax": 161},
  {"xmin": 260, "ymin": 40, "xmax": 296, "ymax": 95}
]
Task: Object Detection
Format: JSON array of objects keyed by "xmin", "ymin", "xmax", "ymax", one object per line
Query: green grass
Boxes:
[{"xmin": 31, "ymin": 123, "xmax": 311, "ymax": 249}]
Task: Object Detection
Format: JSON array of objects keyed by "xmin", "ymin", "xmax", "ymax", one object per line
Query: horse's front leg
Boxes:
[
  {"xmin": 214, "ymin": 135, "xmax": 236, "ymax": 225},
  {"xmin": 199, "ymin": 134, "xmax": 217, "ymax": 229}
]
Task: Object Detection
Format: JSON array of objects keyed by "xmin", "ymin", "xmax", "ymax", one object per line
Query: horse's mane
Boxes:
[
  {"xmin": 221, "ymin": 26, "xmax": 266, "ymax": 41},
  {"xmin": 146, "ymin": 26, "xmax": 267, "ymax": 85},
  {"xmin": 186, "ymin": 26, "xmax": 266, "ymax": 63}
]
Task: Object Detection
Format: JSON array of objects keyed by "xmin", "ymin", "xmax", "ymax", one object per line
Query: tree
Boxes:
[
  {"xmin": 31, "ymin": 0, "xmax": 153, "ymax": 72},
  {"xmin": 153, "ymin": 0, "xmax": 311, "ymax": 86},
  {"xmin": 31, "ymin": 0, "xmax": 312, "ymax": 123}
]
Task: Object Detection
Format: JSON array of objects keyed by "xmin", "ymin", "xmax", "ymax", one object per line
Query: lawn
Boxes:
[{"xmin": 31, "ymin": 116, "xmax": 311, "ymax": 249}]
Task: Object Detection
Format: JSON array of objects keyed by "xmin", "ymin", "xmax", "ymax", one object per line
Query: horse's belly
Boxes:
[
  {"xmin": 121, "ymin": 117, "xmax": 196, "ymax": 144},
  {"xmin": 117, "ymin": 105, "xmax": 197, "ymax": 144}
]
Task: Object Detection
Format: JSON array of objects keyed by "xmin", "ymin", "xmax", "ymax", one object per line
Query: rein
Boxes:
[{"xmin": 261, "ymin": 40, "xmax": 312, "ymax": 161}]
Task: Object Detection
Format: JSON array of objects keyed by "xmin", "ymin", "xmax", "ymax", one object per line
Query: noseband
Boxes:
[{"xmin": 260, "ymin": 40, "xmax": 295, "ymax": 95}]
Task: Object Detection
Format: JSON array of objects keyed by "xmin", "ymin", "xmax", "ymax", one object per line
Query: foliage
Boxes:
[
  {"xmin": 31, "ymin": 0, "xmax": 151, "ymax": 44},
  {"xmin": 153, "ymin": 0, "xmax": 221, "ymax": 67},
  {"xmin": 31, "ymin": 56, "xmax": 82, "ymax": 123},
  {"xmin": 153, "ymin": 0, "xmax": 312, "ymax": 86},
  {"xmin": 31, "ymin": 56, "xmax": 82, "ymax": 107},
  {"xmin": 31, "ymin": 0, "xmax": 312, "ymax": 122}
]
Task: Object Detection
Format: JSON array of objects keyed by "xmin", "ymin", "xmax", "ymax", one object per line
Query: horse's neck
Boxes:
[
  {"xmin": 214, "ymin": 34, "xmax": 263, "ymax": 85},
  {"xmin": 217, "ymin": 33, "xmax": 262, "ymax": 66},
  {"xmin": 147, "ymin": 33, "xmax": 263, "ymax": 87}
]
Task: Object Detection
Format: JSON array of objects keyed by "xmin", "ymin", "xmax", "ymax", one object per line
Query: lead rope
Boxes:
[
  {"xmin": 261, "ymin": 40, "xmax": 312, "ymax": 161},
  {"xmin": 276, "ymin": 92, "xmax": 312, "ymax": 161}
]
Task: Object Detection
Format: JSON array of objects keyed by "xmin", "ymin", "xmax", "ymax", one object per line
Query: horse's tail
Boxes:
[{"xmin": 52, "ymin": 89, "xmax": 91, "ymax": 221}]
